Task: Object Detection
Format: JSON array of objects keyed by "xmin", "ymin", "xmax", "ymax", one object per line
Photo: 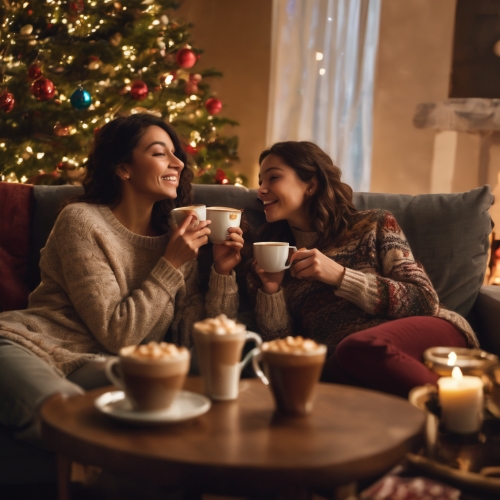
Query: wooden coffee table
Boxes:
[{"xmin": 41, "ymin": 377, "xmax": 426, "ymax": 499}]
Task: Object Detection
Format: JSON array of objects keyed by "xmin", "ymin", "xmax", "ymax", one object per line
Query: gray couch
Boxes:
[{"xmin": 2, "ymin": 183, "xmax": 500, "ymax": 487}]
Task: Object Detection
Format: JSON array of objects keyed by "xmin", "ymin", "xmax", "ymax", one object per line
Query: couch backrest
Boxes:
[{"xmin": 29, "ymin": 184, "xmax": 493, "ymax": 318}]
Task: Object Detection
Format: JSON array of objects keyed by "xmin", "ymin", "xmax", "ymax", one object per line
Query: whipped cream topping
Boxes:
[
  {"xmin": 194, "ymin": 314, "xmax": 245, "ymax": 335},
  {"xmin": 262, "ymin": 336, "xmax": 322, "ymax": 354},
  {"xmin": 121, "ymin": 341, "xmax": 188, "ymax": 360}
]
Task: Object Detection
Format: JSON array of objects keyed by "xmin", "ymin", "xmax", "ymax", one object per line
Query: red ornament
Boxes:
[
  {"xmin": 176, "ymin": 48, "xmax": 197, "ymax": 69},
  {"xmin": 205, "ymin": 97, "xmax": 222, "ymax": 115},
  {"xmin": 184, "ymin": 144, "xmax": 198, "ymax": 155},
  {"xmin": 31, "ymin": 78, "xmax": 55, "ymax": 101},
  {"xmin": 0, "ymin": 91, "xmax": 15, "ymax": 112},
  {"xmin": 28, "ymin": 64, "xmax": 42, "ymax": 80},
  {"xmin": 184, "ymin": 81, "xmax": 199, "ymax": 95},
  {"xmin": 130, "ymin": 80, "xmax": 148, "ymax": 101},
  {"xmin": 70, "ymin": 0, "xmax": 84, "ymax": 13},
  {"xmin": 54, "ymin": 123, "xmax": 69, "ymax": 137},
  {"xmin": 215, "ymin": 168, "xmax": 229, "ymax": 185}
]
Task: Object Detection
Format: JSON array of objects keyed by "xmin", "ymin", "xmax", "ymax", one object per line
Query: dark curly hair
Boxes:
[
  {"xmin": 64, "ymin": 113, "xmax": 193, "ymax": 234},
  {"xmin": 257, "ymin": 141, "xmax": 357, "ymax": 249}
]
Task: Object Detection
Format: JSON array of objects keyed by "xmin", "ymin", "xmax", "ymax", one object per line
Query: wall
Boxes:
[
  {"xmin": 175, "ymin": 0, "xmax": 272, "ymax": 188},
  {"xmin": 370, "ymin": 0, "xmax": 457, "ymax": 194},
  {"xmin": 176, "ymin": 0, "xmax": 462, "ymax": 195}
]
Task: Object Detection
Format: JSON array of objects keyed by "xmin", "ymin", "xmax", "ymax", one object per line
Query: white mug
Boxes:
[
  {"xmin": 172, "ymin": 205, "xmax": 206, "ymax": 227},
  {"xmin": 206, "ymin": 206, "xmax": 242, "ymax": 244},
  {"xmin": 253, "ymin": 242, "xmax": 298, "ymax": 273}
]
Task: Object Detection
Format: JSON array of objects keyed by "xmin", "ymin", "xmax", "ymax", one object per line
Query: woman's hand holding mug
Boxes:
[
  {"xmin": 213, "ymin": 226, "xmax": 244, "ymax": 276},
  {"xmin": 289, "ymin": 248, "xmax": 345, "ymax": 288},
  {"xmin": 253, "ymin": 242, "xmax": 297, "ymax": 294},
  {"xmin": 164, "ymin": 213, "xmax": 211, "ymax": 268}
]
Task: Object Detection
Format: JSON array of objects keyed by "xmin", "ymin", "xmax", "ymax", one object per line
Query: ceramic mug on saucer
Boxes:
[
  {"xmin": 105, "ymin": 342, "xmax": 190, "ymax": 412},
  {"xmin": 192, "ymin": 314, "xmax": 262, "ymax": 400},
  {"xmin": 250, "ymin": 336, "xmax": 327, "ymax": 416},
  {"xmin": 172, "ymin": 205, "xmax": 206, "ymax": 227},
  {"xmin": 205, "ymin": 207, "xmax": 242, "ymax": 244},
  {"xmin": 253, "ymin": 242, "xmax": 298, "ymax": 273}
]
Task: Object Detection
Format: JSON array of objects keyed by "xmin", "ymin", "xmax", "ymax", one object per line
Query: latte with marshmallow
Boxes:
[
  {"xmin": 106, "ymin": 341, "xmax": 190, "ymax": 412},
  {"xmin": 193, "ymin": 314, "xmax": 246, "ymax": 336},
  {"xmin": 262, "ymin": 336, "xmax": 322, "ymax": 354},
  {"xmin": 121, "ymin": 341, "xmax": 188, "ymax": 361},
  {"xmin": 260, "ymin": 336, "xmax": 326, "ymax": 416},
  {"xmin": 193, "ymin": 315, "xmax": 261, "ymax": 401}
]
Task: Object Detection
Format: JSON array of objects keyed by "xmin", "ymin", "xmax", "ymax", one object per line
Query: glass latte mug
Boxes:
[
  {"xmin": 251, "ymin": 336, "xmax": 327, "ymax": 416},
  {"xmin": 193, "ymin": 315, "xmax": 262, "ymax": 401}
]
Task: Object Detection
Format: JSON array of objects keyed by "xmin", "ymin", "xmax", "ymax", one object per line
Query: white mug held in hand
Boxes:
[
  {"xmin": 253, "ymin": 242, "xmax": 298, "ymax": 273},
  {"xmin": 171, "ymin": 205, "xmax": 206, "ymax": 227},
  {"xmin": 206, "ymin": 207, "xmax": 242, "ymax": 244}
]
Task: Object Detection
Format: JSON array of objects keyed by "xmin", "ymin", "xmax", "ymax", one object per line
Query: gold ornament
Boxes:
[{"xmin": 20, "ymin": 24, "xmax": 33, "ymax": 35}]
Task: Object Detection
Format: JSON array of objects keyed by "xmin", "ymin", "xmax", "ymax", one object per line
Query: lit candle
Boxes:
[{"xmin": 437, "ymin": 366, "xmax": 483, "ymax": 434}]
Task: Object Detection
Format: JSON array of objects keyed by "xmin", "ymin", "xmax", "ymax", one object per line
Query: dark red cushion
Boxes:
[{"xmin": 0, "ymin": 182, "xmax": 34, "ymax": 312}]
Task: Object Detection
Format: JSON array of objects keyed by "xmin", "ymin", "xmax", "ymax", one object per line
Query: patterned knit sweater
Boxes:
[
  {"xmin": 0, "ymin": 203, "xmax": 238, "ymax": 376},
  {"xmin": 247, "ymin": 209, "xmax": 478, "ymax": 350}
]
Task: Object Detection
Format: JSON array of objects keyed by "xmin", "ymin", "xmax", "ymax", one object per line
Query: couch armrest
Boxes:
[{"xmin": 473, "ymin": 285, "xmax": 500, "ymax": 356}]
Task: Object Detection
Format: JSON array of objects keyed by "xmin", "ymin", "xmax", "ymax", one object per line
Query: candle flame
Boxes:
[
  {"xmin": 447, "ymin": 351, "xmax": 457, "ymax": 366},
  {"xmin": 452, "ymin": 366, "xmax": 463, "ymax": 380}
]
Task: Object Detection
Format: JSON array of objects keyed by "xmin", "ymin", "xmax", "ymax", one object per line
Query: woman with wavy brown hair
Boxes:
[
  {"xmin": 248, "ymin": 141, "xmax": 478, "ymax": 397},
  {"xmin": 0, "ymin": 113, "xmax": 243, "ymax": 442}
]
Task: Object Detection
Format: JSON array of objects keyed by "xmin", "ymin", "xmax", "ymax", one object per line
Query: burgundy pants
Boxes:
[{"xmin": 322, "ymin": 317, "xmax": 467, "ymax": 398}]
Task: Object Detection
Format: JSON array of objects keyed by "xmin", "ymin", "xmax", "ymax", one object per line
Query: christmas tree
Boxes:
[{"xmin": 0, "ymin": 0, "xmax": 243, "ymax": 185}]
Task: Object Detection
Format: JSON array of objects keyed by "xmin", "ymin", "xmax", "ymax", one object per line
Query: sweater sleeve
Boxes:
[
  {"xmin": 205, "ymin": 266, "xmax": 239, "ymax": 319},
  {"xmin": 247, "ymin": 269, "xmax": 293, "ymax": 339},
  {"xmin": 335, "ymin": 211, "xmax": 440, "ymax": 318},
  {"xmin": 49, "ymin": 207, "xmax": 186, "ymax": 353}
]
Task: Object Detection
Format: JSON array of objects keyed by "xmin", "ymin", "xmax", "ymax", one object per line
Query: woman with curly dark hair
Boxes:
[
  {"xmin": 0, "ymin": 113, "xmax": 243, "ymax": 441},
  {"xmin": 249, "ymin": 141, "xmax": 478, "ymax": 397}
]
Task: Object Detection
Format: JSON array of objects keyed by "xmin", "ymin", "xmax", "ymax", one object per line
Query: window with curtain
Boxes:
[{"xmin": 266, "ymin": 0, "xmax": 381, "ymax": 192}]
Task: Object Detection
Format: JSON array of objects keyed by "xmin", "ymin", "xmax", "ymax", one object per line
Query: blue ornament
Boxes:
[{"xmin": 70, "ymin": 87, "xmax": 92, "ymax": 110}]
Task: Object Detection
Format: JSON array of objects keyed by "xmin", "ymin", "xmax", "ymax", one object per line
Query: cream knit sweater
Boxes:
[{"xmin": 0, "ymin": 203, "xmax": 238, "ymax": 375}]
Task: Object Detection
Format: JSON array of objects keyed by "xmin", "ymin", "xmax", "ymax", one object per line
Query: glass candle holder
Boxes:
[{"xmin": 424, "ymin": 347, "xmax": 498, "ymax": 378}]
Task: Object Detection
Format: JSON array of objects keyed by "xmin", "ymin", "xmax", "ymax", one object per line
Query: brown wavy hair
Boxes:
[
  {"xmin": 257, "ymin": 141, "xmax": 357, "ymax": 249},
  {"xmin": 64, "ymin": 113, "xmax": 193, "ymax": 235}
]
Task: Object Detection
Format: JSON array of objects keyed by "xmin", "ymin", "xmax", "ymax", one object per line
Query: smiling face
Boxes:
[
  {"xmin": 119, "ymin": 125, "xmax": 184, "ymax": 202},
  {"xmin": 258, "ymin": 153, "xmax": 314, "ymax": 231}
]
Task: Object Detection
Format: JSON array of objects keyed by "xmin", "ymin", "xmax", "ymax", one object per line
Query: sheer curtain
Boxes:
[{"xmin": 267, "ymin": 0, "xmax": 381, "ymax": 191}]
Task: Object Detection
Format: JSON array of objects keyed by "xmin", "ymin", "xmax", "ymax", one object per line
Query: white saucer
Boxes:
[{"xmin": 95, "ymin": 390, "xmax": 211, "ymax": 425}]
